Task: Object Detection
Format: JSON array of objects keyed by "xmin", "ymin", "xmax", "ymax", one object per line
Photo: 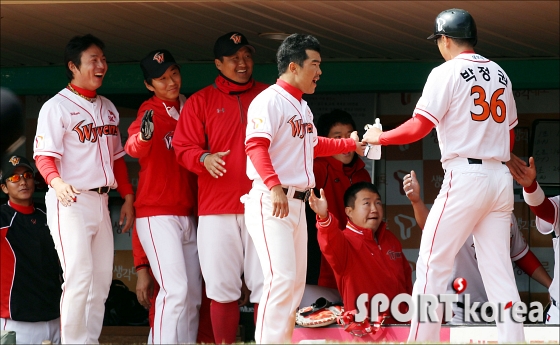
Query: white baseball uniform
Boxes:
[
  {"xmin": 448, "ymin": 213, "xmax": 528, "ymax": 324},
  {"xmin": 244, "ymin": 84, "xmax": 318, "ymax": 344},
  {"xmin": 407, "ymin": 52, "xmax": 523, "ymax": 342},
  {"xmin": 523, "ymin": 185, "xmax": 559, "ymax": 324},
  {"xmin": 33, "ymin": 87, "xmax": 125, "ymax": 344}
]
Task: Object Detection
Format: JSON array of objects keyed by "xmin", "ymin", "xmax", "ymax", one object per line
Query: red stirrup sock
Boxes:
[
  {"xmin": 253, "ymin": 303, "xmax": 259, "ymax": 325},
  {"xmin": 210, "ymin": 300, "xmax": 240, "ymax": 344}
]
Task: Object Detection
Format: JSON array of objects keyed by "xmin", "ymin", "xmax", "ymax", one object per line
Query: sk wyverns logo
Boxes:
[
  {"xmin": 252, "ymin": 118, "xmax": 264, "ymax": 130},
  {"xmin": 386, "ymin": 250, "xmax": 402, "ymax": 260},
  {"xmin": 230, "ymin": 33, "xmax": 242, "ymax": 44},
  {"xmin": 288, "ymin": 115, "xmax": 313, "ymax": 139},
  {"xmin": 108, "ymin": 110, "xmax": 116, "ymax": 122},
  {"xmin": 153, "ymin": 52, "xmax": 165, "ymax": 64},
  {"xmin": 436, "ymin": 18, "xmax": 446, "ymax": 32},
  {"xmin": 8, "ymin": 156, "xmax": 20, "ymax": 166},
  {"xmin": 35, "ymin": 135, "xmax": 44, "ymax": 149},
  {"xmin": 164, "ymin": 131, "xmax": 174, "ymax": 150},
  {"xmin": 72, "ymin": 120, "xmax": 119, "ymax": 143}
]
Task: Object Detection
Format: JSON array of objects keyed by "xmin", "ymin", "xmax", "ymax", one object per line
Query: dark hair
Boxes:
[
  {"xmin": 344, "ymin": 182, "xmax": 380, "ymax": 208},
  {"xmin": 448, "ymin": 36, "xmax": 477, "ymax": 48},
  {"xmin": 276, "ymin": 34, "xmax": 321, "ymax": 77},
  {"xmin": 316, "ymin": 109, "xmax": 357, "ymax": 137},
  {"xmin": 64, "ymin": 34, "xmax": 105, "ymax": 81}
]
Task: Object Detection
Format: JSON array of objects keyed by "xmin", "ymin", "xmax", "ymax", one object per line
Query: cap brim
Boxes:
[
  {"xmin": 219, "ymin": 44, "xmax": 256, "ymax": 58},
  {"xmin": 150, "ymin": 62, "xmax": 179, "ymax": 79},
  {"xmin": 427, "ymin": 33, "xmax": 439, "ymax": 40}
]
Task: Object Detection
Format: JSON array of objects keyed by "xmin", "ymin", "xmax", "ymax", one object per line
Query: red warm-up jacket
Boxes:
[
  {"xmin": 125, "ymin": 95, "xmax": 197, "ymax": 218},
  {"xmin": 307, "ymin": 156, "xmax": 371, "ymax": 289},
  {"xmin": 316, "ymin": 214, "xmax": 412, "ymax": 323},
  {"xmin": 173, "ymin": 75, "xmax": 268, "ymax": 215}
]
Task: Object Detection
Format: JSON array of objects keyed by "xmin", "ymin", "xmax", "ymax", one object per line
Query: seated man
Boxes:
[
  {"xmin": 0, "ymin": 155, "xmax": 62, "ymax": 344},
  {"xmin": 308, "ymin": 182, "xmax": 412, "ymax": 323},
  {"xmin": 507, "ymin": 153, "xmax": 559, "ymax": 324},
  {"xmin": 303, "ymin": 109, "xmax": 371, "ymax": 307},
  {"xmin": 403, "ymin": 169, "xmax": 552, "ymax": 324}
]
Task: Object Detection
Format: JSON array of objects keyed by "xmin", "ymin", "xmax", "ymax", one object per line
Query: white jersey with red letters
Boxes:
[
  {"xmin": 407, "ymin": 52, "xmax": 523, "ymax": 343},
  {"xmin": 448, "ymin": 213, "xmax": 528, "ymax": 323},
  {"xmin": 33, "ymin": 87, "xmax": 125, "ymax": 190},
  {"xmin": 246, "ymin": 84, "xmax": 318, "ymax": 190},
  {"xmin": 414, "ymin": 52, "xmax": 518, "ymax": 163}
]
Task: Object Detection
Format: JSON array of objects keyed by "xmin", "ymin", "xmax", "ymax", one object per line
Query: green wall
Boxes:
[{"xmin": 1, "ymin": 59, "xmax": 558, "ymax": 95}]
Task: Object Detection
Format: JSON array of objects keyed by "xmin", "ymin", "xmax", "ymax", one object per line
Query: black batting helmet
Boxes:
[{"xmin": 427, "ymin": 8, "xmax": 477, "ymax": 45}]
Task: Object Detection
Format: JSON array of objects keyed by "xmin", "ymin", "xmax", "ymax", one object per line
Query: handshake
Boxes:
[{"xmin": 361, "ymin": 119, "xmax": 383, "ymax": 160}]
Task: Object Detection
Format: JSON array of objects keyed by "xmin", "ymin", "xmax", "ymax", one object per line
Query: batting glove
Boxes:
[{"xmin": 140, "ymin": 109, "xmax": 154, "ymax": 141}]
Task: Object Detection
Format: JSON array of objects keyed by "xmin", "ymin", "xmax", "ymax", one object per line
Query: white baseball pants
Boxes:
[
  {"xmin": 46, "ymin": 189, "xmax": 113, "ymax": 344},
  {"xmin": 136, "ymin": 215, "xmax": 201, "ymax": 344},
  {"xmin": 197, "ymin": 214, "xmax": 263, "ymax": 304},
  {"xmin": 243, "ymin": 188, "xmax": 307, "ymax": 344},
  {"xmin": 407, "ymin": 158, "xmax": 524, "ymax": 343},
  {"xmin": 1, "ymin": 317, "xmax": 60, "ymax": 344}
]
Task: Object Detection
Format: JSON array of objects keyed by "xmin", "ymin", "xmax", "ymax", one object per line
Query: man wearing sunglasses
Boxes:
[{"xmin": 0, "ymin": 155, "xmax": 62, "ymax": 344}]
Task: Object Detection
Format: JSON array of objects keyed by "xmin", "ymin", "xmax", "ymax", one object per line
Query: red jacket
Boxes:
[
  {"xmin": 125, "ymin": 95, "xmax": 197, "ymax": 218},
  {"xmin": 173, "ymin": 76, "xmax": 268, "ymax": 215},
  {"xmin": 312, "ymin": 156, "xmax": 370, "ymax": 289},
  {"xmin": 316, "ymin": 214, "xmax": 412, "ymax": 322}
]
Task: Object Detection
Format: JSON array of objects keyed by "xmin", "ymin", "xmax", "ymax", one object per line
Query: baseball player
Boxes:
[
  {"xmin": 172, "ymin": 32, "xmax": 266, "ymax": 344},
  {"xmin": 33, "ymin": 34, "xmax": 135, "ymax": 344},
  {"xmin": 363, "ymin": 9, "xmax": 524, "ymax": 342},
  {"xmin": 124, "ymin": 49, "xmax": 201, "ymax": 344},
  {"xmin": 303, "ymin": 109, "xmax": 371, "ymax": 307},
  {"xmin": 0, "ymin": 155, "xmax": 62, "ymax": 344},
  {"xmin": 507, "ymin": 153, "xmax": 559, "ymax": 324},
  {"xmin": 403, "ymin": 170, "xmax": 552, "ymax": 324},
  {"xmin": 243, "ymin": 33, "xmax": 364, "ymax": 343}
]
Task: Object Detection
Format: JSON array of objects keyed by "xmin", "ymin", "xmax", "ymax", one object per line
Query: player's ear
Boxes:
[
  {"xmin": 1, "ymin": 184, "xmax": 8, "ymax": 194},
  {"xmin": 215, "ymin": 58, "xmax": 223, "ymax": 72},
  {"xmin": 144, "ymin": 80, "xmax": 155, "ymax": 93},
  {"xmin": 345, "ymin": 206, "xmax": 353, "ymax": 219}
]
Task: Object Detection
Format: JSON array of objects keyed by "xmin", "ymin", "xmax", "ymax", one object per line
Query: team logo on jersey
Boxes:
[
  {"xmin": 31, "ymin": 219, "xmax": 36, "ymax": 225},
  {"xmin": 72, "ymin": 120, "xmax": 119, "ymax": 143},
  {"xmin": 108, "ymin": 110, "xmax": 116, "ymax": 122},
  {"xmin": 70, "ymin": 111, "xmax": 80, "ymax": 116},
  {"xmin": 35, "ymin": 135, "xmax": 44, "ymax": 149},
  {"xmin": 386, "ymin": 250, "xmax": 402, "ymax": 260},
  {"xmin": 288, "ymin": 115, "xmax": 313, "ymax": 139},
  {"xmin": 217, "ymin": 108, "xmax": 226, "ymax": 114},
  {"xmin": 230, "ymin": 33, "xmax": 242, "ymax": 44},
  {"xmin": 163, "ymin": 131, "xmax": 174, "ymax": 150},
  {"xmin": 8, "ymin": 156, "xmax": 20, "ymax": 166},
  {"xmin": 436, "ymin": 18, "xmax": 446, "ymax": 32},
  {"xmin": 153, "ymin": 52, "xmax": 165, "ymax": 64},
  {"xmin": 252, "ymin": 118, "xmax": 264, "ymax": 129}
]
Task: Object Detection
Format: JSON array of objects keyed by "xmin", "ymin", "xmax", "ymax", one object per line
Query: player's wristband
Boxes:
[
  {"xmin": 199, "ymin": 152, "xmax": 210, "ymax": 163},
  {"xmin": 523, "ymin": 182, "xmax": 545, "ymax": 207}
]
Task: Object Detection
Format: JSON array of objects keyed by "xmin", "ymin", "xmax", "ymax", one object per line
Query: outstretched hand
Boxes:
[
  {"xmin": 308, "ymin": 188, "xmax": 328, "ymax": 219},
  {"xmin": 506, "ymin": 153, "xmax": 536, "ymax": 188},
  {"xmin": 351, "ymin": 131, "xmax": 366, "ymax": 156},
  {"xmin": 403, "ymin": 170, "xmax": 421, "ymax": 203},
  {"xmin": 140, "ymin": 109, "xmax": 154, "ymax": 141},
  {"xmin": 362, "ymin": 126, "xmax": 382, "ymax": 145}
]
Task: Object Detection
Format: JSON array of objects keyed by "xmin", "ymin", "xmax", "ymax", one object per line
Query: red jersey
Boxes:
[
  {"xmin": 312, "ymin": 156, "xmax": 370, "ymax": 289},
  {"xmin": 316, "ymin": 214, "xmax": 412, "ymax": 322},
  {"xmin": 125, "ymin": 95, "xmax": 197, "ymax": 218},
  {"xmin": 173, "ymin": 75, "xmax": 268, "ymax": 215}
]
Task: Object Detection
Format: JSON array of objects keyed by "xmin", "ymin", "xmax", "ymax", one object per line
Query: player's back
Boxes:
[{"xmin": 421, "ymin": 53, "xmax": 517, "ymax": 163}]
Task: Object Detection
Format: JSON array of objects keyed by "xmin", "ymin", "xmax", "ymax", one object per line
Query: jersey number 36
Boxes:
[{"xmin": 470, "ymin": 86, "xmax": 506, "ymax": 123}]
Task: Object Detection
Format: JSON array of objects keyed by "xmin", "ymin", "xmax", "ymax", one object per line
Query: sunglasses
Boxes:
[{"xmin": 5, "ymin": 171, "xmax": 34, "ymax": 183}]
